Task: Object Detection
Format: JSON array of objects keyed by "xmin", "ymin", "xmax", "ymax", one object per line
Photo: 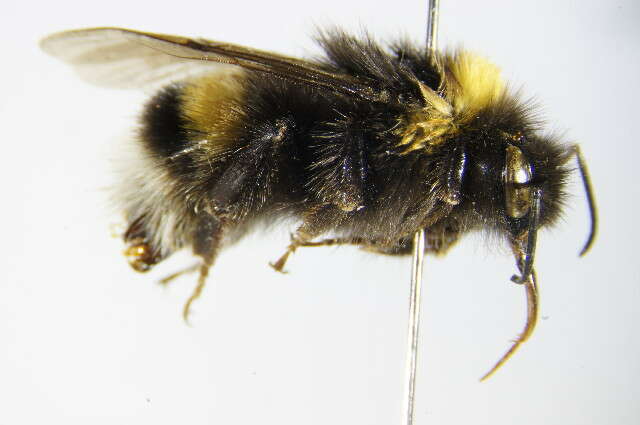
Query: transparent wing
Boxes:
[
  {"xmin": 41, "ymin": 27, "xmax": 236, "ymax": 89},
  {"xmin": 41, "ymin": 27, "xmax": 380, "ymax": 100}
]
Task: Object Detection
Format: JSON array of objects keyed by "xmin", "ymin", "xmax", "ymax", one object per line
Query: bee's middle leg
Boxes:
[{"xmin": 270, "ymin": 205, "xmax": 347, "ymax": 273}]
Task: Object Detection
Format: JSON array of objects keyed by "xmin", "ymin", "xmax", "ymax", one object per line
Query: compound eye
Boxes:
[{"xmin": 504, "ymin": 145, "xmax": 533, "ymax": 218}]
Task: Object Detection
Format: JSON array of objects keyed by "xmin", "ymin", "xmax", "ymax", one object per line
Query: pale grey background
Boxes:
[{"xmin": 1, "ymin": 0, "xmax": 638, "ymax": 424}]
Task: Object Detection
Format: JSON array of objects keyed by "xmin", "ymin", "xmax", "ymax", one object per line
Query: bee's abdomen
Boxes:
[
  {"xmin": 140, "ymin": 71, "xmax": 248, "ymax": 179},
  {"xmin": 140, "ymin": 83, "xmax": 189, "ymax": 161}
]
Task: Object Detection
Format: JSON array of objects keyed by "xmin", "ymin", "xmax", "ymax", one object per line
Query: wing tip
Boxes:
[{"xmin": 40, "ymin": 27, "xmax": 129, "ymax": 57}]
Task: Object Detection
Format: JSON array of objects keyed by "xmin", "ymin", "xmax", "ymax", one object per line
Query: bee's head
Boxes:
[
  {"xmin": 458, "ymin": 126, "xmax": 596, "ymax": 282},
  {"xmin": 462, "ymin": 127, "xmax": 567, "ymax": 230}
]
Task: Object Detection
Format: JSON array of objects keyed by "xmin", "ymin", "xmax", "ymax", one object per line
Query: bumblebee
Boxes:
[{"xmin": 41, "ymin": 25, "xmax": 596, "ymax": 378}]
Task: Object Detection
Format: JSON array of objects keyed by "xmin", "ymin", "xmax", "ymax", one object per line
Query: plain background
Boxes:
[{"xmin": 1, "ymin": 0, "xmax": 638, "ymax": 424}]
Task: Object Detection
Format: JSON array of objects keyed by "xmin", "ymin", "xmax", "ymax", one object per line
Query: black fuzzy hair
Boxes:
[{"xmin": 131, "ymin": 29, "xmax": 573, "ymax": 266}]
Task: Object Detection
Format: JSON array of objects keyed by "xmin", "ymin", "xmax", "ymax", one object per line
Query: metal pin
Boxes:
[
  {"xmin": 426, "ymin": 0, "xmax": 440, "ymax": 64},
  {"xmin": 401, "ymin": 229, "xmax": 426, "ymax": 425},
  {"xmin": 399, "ymin": 3, "xmax": 441, "ymax": 424},
  {"xmin": 400, "ymin": 4, "xmax": 440, "ymax": 424}
]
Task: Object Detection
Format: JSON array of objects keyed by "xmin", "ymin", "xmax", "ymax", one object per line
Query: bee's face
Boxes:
[{"xmin": 459, "ymin": 129, "xmax": 570, "ymax": 240}]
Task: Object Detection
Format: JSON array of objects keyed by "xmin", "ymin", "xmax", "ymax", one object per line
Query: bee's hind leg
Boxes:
[
  {"xmin": 158, "ymin": 264, "xmax": 200, "ymax": 286},
  {"xmin": 181, "ymin": 213, "xmax": 227, "ymax": 323}
]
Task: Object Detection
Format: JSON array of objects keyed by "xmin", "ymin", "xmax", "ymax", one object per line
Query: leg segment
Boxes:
[
  {"xmin": 442, "ymin": 144, "xmax": 467, "ymax": 205},
  {"xmin": 182, "ymin": 214, "xmax": 227, "ymax": 322},
  {"xmin": 270, "ymin": 205, "xmax": 346, "ymax": 273},
  {"xmin": 158, "ymin": 263, "xmax": 200, "ymax": 286}
]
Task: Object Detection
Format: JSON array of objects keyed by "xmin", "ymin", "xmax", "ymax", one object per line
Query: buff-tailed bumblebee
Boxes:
[{"xmin": 40, "ymin": 14, "xmax": 597, "ymax": 380}]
